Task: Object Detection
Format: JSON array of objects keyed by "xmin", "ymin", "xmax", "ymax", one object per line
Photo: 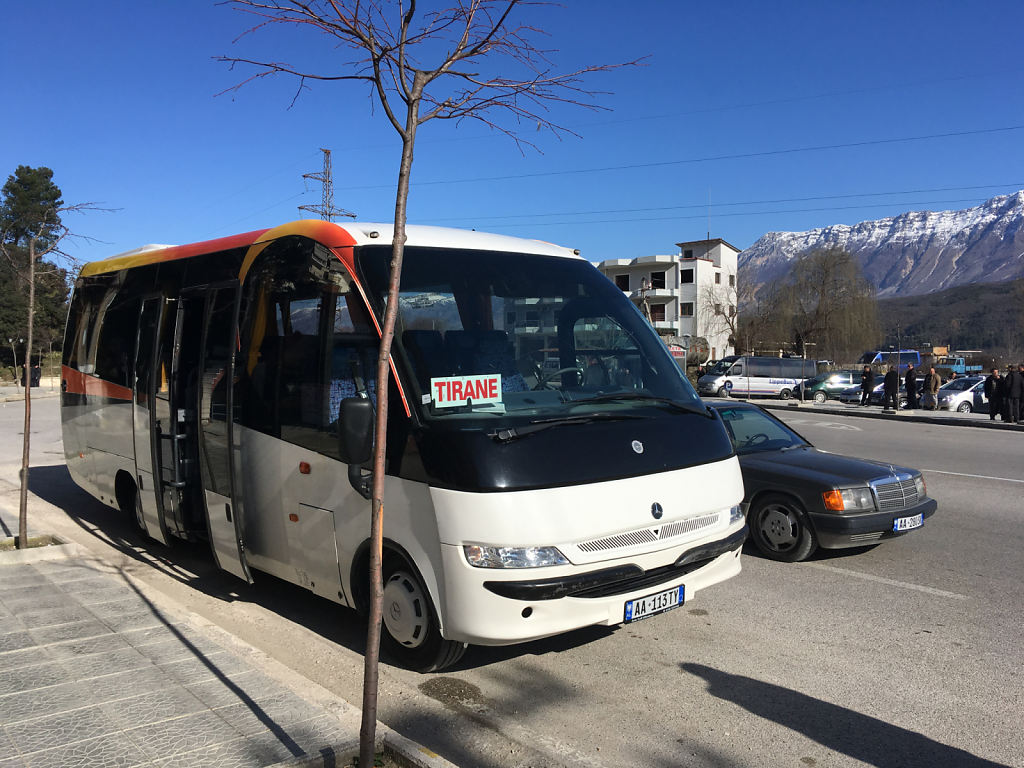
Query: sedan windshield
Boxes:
[
  {"xmin": 715, "ymin": 406, "xmax": 808, "ymax": 455},
  {"xmin": 357, "ymin": 246, "xmax": 701, "ymax": 426}
]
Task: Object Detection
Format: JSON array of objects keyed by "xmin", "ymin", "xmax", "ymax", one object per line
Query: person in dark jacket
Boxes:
[
  {"xmin": 860, "ymin": 365, "xmax": 875, "ymax": 406},
  {"xmin": 904, "ymin": 363, "xmax": 918, "ymax": 409},
  {"xmin": 984, "ymin": 368, "xmax": 1003, "ymax": 421},
  {"xmin": 882, "ymin": 366, "xmax": 899, "ymax": 411},
  {"xmin": 1006, "ymin": 364, "xmax": 1024, "ymax": 424}
]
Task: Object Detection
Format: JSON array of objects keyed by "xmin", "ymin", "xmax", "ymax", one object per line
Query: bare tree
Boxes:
[
  {"xmin": 697, "ymin": 266, "xmax": 739, "ymax": 356},
  {"xmin": 0, "ymin": 167, "xmax": 98, "ymax": 549},
  {"xmin": 218, "ymin": 2, "xmax": 636, "ymax": 761},
  {"xmin": 772, "ymin": 248, "xmax": 879, "ymax": 362}
]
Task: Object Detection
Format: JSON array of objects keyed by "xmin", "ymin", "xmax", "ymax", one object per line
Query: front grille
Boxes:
[
  {"xmin": 871, "ymin": 475, "xmax": 919, "ymax": 511},
  {"xmin": 576, "ymin": 513, "xmax": 721, "ymax": 554}
]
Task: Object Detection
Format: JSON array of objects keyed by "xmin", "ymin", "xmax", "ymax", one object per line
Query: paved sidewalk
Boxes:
[
  {"xmin": 750, "ymin": 397, "xmax": 1024, "ymax": 431},
  {"xmin": 0, "ymin": 508, "xmax": 453, "ymax": 768}
]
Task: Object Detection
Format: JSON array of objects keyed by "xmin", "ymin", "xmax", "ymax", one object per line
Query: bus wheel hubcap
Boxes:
[{"xmin": 383, "ymin": 571, "xmax": 428, "ymax": 648}]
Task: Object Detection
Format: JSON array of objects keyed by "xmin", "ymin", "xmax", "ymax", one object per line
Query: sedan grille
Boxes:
[{"xmin": 871, "ymin": 475, "xmax": 919, "ymax": 511}]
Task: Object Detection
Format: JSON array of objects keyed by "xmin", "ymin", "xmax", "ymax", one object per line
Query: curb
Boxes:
[
  {"xmin": 0, "ymin": 526, "xmax": 459, "ymax": 768},
  {"xmin": 757, "ymin": 399, "xmax": 1024, "ymax": 431}
]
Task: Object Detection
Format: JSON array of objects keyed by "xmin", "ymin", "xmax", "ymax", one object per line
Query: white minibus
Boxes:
[{"xmin": 62, "ymin": 220, "xmax": 746, "ymax": 671}]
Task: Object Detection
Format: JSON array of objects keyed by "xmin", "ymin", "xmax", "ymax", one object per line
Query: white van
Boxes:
[{"xmin": 698, "ymin": 356, "xmax": 817, "ymax": 400}]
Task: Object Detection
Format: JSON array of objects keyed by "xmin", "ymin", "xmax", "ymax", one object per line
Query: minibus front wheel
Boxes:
[{"xmin": 380, "ymin": 551, "xmax": 467, "ymax": 673}]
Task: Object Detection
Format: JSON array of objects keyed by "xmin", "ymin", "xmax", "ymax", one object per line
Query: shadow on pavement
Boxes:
[
  {"xmin": 25, "ymin": 463, "xmax": 614, "ymax": 674},
  {"xmin": 681, "ymin": 662, "xmax": 1012, "ymax": 768}
]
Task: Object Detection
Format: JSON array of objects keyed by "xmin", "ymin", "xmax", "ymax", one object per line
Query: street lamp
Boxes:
[{"xmin": 801, "ymin": 342, "xmax": 816, "ymax": 402}]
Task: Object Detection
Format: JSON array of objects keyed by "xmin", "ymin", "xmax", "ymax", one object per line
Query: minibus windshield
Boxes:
[{"xmin": 357, "ymin": 246, "xmax": 701, "ymax": 424}]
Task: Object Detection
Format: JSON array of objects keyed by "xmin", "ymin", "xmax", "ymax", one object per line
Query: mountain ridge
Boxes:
[{"xmin": 738, "ymin": 191, "xmax": 1024, "ymax": 298}]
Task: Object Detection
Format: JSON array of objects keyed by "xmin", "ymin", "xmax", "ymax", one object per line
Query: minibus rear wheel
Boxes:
[{"xmin": 380, "ymin": 552, "xmax": 467, "ymax": 672}]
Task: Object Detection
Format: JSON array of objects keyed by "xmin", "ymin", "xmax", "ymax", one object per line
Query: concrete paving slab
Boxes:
[{"xmin": 1, "ymin": 553, "xmax": 457, "ymax": 767}]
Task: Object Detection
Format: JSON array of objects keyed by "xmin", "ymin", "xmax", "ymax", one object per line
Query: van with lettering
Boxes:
[{"xmin": 697, "ymin": 355, "xmax": 817, "ymax": 399}]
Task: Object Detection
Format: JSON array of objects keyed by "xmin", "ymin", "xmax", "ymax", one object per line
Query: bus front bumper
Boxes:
[{"xmin": 437, "ymin": 524, "xmax": 746, "ymax": 646}]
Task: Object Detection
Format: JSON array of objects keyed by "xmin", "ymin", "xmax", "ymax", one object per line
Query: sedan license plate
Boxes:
[
  {"xmin": 624, "ymin": 585, "xmax": 684, "ymax": 623},
  {"xmin": 893, "ymin": 513, "xmax": 923, "ymax": 532}
]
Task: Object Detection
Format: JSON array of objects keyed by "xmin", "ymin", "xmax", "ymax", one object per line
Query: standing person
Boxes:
[
  {"xmin": 860, "ymin": 365, "xmax": 875, "ymax": 406},
  {"xmin": 984, "ymin": 368, "xmax": 1003, "ymax": 421},
  {"xmin": 1007, "ymin": 365, "xmax": 1024, "ymax": 424},
  {"xmin": 904, "ymin": 363, "xmax": 918, "ymax": 410},
  {"xmin": 882, "ymin": 365, "xmax": 899, "ymax": 411},
  {"xmin": 922, "ymin": 366, "xmax": 941, "ymax": 410}
]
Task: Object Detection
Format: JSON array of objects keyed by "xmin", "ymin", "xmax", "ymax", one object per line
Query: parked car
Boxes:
[
  {"xmin": 936, "ymin": 375, "xmax": 988, "ymax": 412},
  {"xmin": 796, "ymin": 370, "xmax": 860, "ymax": 403},
  {"xmin": 837, "ymin": 382, "xmax": 908, "ymax": 409},
  {"xmin": 709, "ymin": 401, "xmax": 936, "ymax": 562}
]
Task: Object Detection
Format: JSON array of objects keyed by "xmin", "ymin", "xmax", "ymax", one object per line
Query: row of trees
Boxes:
[{"xmin": 700, "ymin": 248, "xmax": 881, "ymax": 364}]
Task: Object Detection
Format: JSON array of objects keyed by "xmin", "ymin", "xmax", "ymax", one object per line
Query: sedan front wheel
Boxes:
[{"xmin": 749, "ymin": 493, "xmax": 818, "ymax": 562}]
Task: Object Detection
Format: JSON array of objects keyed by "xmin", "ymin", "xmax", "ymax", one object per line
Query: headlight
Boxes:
[
  {"xmin": 822, "ymin": 487, "xmax": 875, "ymax": 512},
  {"xmin": 914, "ymin": 474, "xmax": 926, "ymax": 498},
  {"xmin": 463, "ymin": 544, "xmax": 569, "ymax": 569},
  {"xmin": 728, "ymin": 504, "xmax": 744, "ymax": 524}
]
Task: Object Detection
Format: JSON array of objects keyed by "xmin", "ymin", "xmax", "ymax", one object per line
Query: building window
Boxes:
[
  {"xmin": 680, "ymin": 302, "xmax": 694, "ymax": 317},
  {"xmin": 714, "ymin": 303, "xmax": 722, "ymax": 315},
  {"xmin": 614, "ymin": 274, "xmax": 629, "ymax": 291},
  {"xmin": 715, "ymin": 272, "xmax": 721, "ymax": 284},
  {"xmin": 683, "ymin": 249, "xmax": 694, "ymax": 259},
  {"xmin": 525, "ymin": 310, "xmax": 540, "ymax": 328},
  {"xmin": 681, "ymin": 269, "xmax": 694, "ymax": 284},
  {"xmin": 650, "ymin": 304, "xmax": 666, "ymax": 322},
  {"xmin": 650, "ymin": 271, "xmax": 666, "ymax": 289},
  {"xmin": 729, "ymin": 305, "xmax": 736, "ymax": 317},
  {"xmin": 729, "ymin": 274, "xmax": 735, "ymax": 287},
  {"xmin": 506, "ymin": 311, "xmax": 517, "ymax": 327}
]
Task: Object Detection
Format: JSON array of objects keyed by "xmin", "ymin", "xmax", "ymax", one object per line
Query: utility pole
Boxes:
[{"xmin": 298, "ymin": 148, "xmax": 356, "ymax": 221}]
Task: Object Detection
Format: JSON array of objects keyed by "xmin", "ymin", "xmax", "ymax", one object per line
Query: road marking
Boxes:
[
  {"xmin": 799, "ymin": 562, "xmax": 968, "ymax": 600},
  {"xmin": 921, "ymin": 468, "xmax": 1024, "ymax": 484},
  {"xmin": 786, "ymin": 419, "xmax": 862, "ymax": 431}
]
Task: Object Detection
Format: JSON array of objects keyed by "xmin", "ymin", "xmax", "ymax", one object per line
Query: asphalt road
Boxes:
[{"xmin": 3, "ymin": 399, "xmax": 1022, "ymax": 767}]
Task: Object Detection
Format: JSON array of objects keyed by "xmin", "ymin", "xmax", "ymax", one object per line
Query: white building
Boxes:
[{"xmin": 597, "ymin": 238, "xmax": 740, "ymax": 361}]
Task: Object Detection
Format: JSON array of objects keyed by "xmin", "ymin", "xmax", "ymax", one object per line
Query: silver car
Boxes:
[{"xmin": 936, "ymin": 376, "xmax": 988, "ymax": 413}]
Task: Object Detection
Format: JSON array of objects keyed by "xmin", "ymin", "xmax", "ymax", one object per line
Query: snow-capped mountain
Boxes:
[{"xmin": 739, "ymin": 191, "xmax": 1024, "ymax": 298}]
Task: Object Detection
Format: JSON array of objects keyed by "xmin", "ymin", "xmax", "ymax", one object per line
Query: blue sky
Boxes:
[{"xmin": 4, "ymin": 1, "xmax": 1023, "ymax": 267}]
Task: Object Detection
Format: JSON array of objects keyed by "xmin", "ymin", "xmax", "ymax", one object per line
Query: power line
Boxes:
[
  {"xmin": 428, "ymin": 183, "xmax": 1024, "ymax": 223},
  {"xmin": 463, "ymin": 197, "xmax": 1012, "ymax": 229},
  {"xmin": 336, "ymin": 124, "xmax": 1024, "ymax": 191}
]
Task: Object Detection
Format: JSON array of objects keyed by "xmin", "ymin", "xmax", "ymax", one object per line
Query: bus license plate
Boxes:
[
  {"xmin": 624, "ymin": 585, "xmax": 684, "ymax": 623},
  {"xmin": 893, "ymin": 514, "xmax": 923, "ymax": 532}
]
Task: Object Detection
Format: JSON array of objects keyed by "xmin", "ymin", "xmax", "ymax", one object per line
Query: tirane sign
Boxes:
[{"xmin": 431, "ymin": 374, "xmax": 502, "ymax": 408}]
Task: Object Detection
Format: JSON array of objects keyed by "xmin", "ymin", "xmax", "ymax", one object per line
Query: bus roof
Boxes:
[{"xmin": 80, "ymin": 220, "xmax": 582, "ymax": 277}]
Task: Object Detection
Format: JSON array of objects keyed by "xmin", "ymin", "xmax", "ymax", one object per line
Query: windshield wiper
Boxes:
[
  {"xmin": 489, "ymin": 412, "xmax": 641, "ymax": 443},
  {"xmin": 581, "ymin": 392, "xmax": 715, "ymax": 418}
]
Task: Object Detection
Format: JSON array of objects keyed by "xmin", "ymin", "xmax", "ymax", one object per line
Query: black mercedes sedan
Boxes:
[{"xmin": 709, "ymin": 401, "xmax": 937, "ymax": 562}]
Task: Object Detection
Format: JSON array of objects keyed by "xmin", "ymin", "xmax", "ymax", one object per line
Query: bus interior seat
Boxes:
[{"xmin": 402, "ymin": 330, "xmax": 450, "ymax": 389}]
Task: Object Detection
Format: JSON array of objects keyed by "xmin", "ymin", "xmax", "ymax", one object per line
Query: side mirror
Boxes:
[
  {"xmin": 339, "ymin": 397, "xmax": 374, "ymax": 500},
  {"xmin": 338, "ymin": 396, "xmax": 374, "ymax": 465}
]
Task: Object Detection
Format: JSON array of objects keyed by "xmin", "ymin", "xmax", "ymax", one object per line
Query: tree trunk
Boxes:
[
  {"xmin": 360, "ymin": 83, "xmax": 422, "ymax": 768},
  {"xmin": 18, "ymin": 239, "xmax": 35, "ymax": 549}
]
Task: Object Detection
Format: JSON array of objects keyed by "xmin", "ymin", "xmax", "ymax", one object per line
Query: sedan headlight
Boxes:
[
  {"xmin": 822, "ymin": 487, "xmax": 875, "ymax": 512},
  {"xmin": 463, "ymin": 544, "xmax": 569, "ymax": 569},
  {"xmin": 914, "ymin": 474, "xmax": 926, "ymax": 498}
]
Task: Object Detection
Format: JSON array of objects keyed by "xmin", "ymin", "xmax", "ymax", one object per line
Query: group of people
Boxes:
[
  {"xmin": 984, "ymin": 366, "xmax": 1024, "ymax": 423},
  {"xmin": 859, "ymin": 363, "xmax": 940, "ymax": 410},
  {"xmin": 858, "ymin": 363, "xmax": 1024, "ymax": 421}
]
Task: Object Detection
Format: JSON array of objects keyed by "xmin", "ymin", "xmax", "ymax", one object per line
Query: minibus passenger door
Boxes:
[
  {"xmin": 196, "ymin": 284, "xmax": 252, "ymax": 582},
  {"xmin": 132, "ymin": 296, "xmax": 170, "ymax": 546}
]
